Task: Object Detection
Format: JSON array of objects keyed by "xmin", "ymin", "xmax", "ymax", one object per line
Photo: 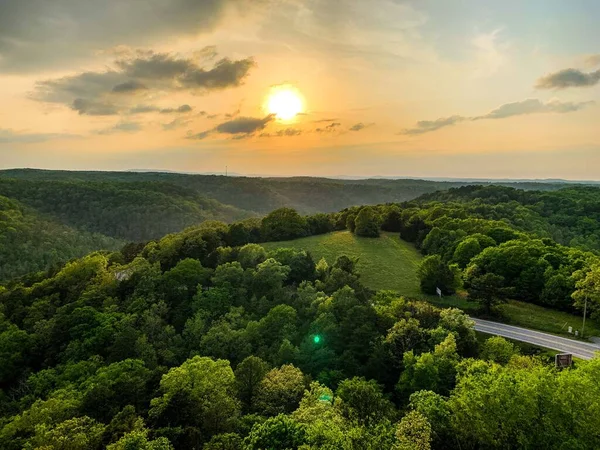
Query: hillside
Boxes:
[
  {"xmin": 416, "ymin": 185, "xmax": 600, "ymax": 251},
  {"xmin": 0, "ymin": 195, "xmax": 122, "ymax": 280},
  {"xmin": 262, "ymin": 231, "xmax": 423, "ymax": 296},
  {"xmin": 0, "ymin": 168, "xmax": 573, "ymax": 214},
  {"xmin": 2, "ymin": 213, "xmax": 600, "ymax": 449}
]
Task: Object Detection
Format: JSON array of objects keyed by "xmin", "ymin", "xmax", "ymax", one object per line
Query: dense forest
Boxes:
[
  {"xmin": 0, "ymin": 195, "xmax": 122, "ymax": 281},
  {"xmin": 0, "ymin": 169, "xmax": 577, "ymax": 214},
  {"xmin": 1, "ymin": 169, "xmax": 596, "ymax": 281},
  {"xmin": 2, "ymin": 213, "xmax": 600, "ymax": 449},
  {"xmin": 418, "ymin": 185, "xmax": 600, "ymax": 252}
]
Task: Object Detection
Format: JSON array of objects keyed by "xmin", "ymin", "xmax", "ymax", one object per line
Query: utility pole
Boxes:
[
  {"xmin": 225, "ymin": 165, "xmax": 228, "ymax": 177},
  {"xmin": 582, "ymin": 297, "xmax": 588, "ymax": 339}
]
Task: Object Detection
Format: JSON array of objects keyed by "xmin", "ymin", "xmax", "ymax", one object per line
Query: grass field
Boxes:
[
  {"xmin": 263, "ymin": 231, "xmax": 423, "ymax": 297},
  {"xmin": 263, "ymin": 231, "xmax": 600, "ymax": 339}
]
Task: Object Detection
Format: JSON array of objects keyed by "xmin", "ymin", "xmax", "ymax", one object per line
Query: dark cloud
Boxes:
[
  {"xmin": 160, "ymin": 104, "xmax": 193, "ymax": 114},
  {"xmin": 0, "ymin": 129, "xmax": 79, "ymax": 144},
  {"xmin": 33, "ymin": 50, "xmax": 255, "ymax": 116},
  {"xmin": 400, "ymin": 98, "xmax": 594, "ymax": 135},
  {"xmin": 112, "ymin": 80, "xmax": 148, "ymax": 93},
  {"xmin": 72, "ymin": 98, "xmax": 119, "ymax": 116},
  {"xmin": 535, "ymin": 68, "xmax": 600, "ymax": 89},
  {"xmin": 260, "ymin": 128, "xmax": 302, "ymax": 137},
  {"xmin": 96, "ymin": 121, "xmax": 142, "ymax": 135},
  {"xmin": 188, "ymin": 114, "xmax": 275, "ymax": 140},
  {"xmin": 215, "ymin": 115, "xmax": 274, "ymax": 134},
  {"xmin": 0, "ymin": 0, "xmax": 264, "ymax": 72},
  {"xmin": 207, "ymin": 114, "xmax": 220, "ymax": 119},
  {"xmin": 312, "ymin": 118, "xmax": 339, "ymax": 123},
  {"xmin": 316, "ymin": 122, "xmax": 341, "ymax": 133},
  {"xmin": 349, "ymin": 122, "xmax": 374, "ymax": 131}
]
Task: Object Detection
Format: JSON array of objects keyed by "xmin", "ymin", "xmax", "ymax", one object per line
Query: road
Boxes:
[{"xmin": 472, "ymin": 318, "xmax": 600, "ymax": 360}]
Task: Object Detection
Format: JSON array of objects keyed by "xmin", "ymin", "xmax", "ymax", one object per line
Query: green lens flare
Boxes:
[{"xmin": 313, "ymin": 335, "xmax": 321, "ymax": 344}]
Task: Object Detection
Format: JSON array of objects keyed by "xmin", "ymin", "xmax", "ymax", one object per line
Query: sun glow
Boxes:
[{"xmin": 266, "ymin": 86, "xmax": 304, "ymax": 120}]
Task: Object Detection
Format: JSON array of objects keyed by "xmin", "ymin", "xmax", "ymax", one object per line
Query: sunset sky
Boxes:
[{"xmin": 1, "ymin": 0, "xmax": 599, "ymax": 179}]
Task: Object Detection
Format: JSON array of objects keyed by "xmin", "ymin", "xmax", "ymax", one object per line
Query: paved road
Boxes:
[{"xmin": 472, "ymin": 318, "xmax": 600, "ymax": 360}]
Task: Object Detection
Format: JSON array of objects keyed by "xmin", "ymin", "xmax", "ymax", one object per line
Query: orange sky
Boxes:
[{"xmin": 0, "ymin": 0, "xmax": 599, "ymax": 179}]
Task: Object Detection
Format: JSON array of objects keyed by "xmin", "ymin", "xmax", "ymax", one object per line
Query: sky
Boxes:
[{"xmin": 0, "ymin": 0, "xmax": 599, "ymax": 179}]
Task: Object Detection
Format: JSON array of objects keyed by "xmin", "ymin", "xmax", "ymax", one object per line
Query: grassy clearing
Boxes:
[
  {"xmin": 262, "ymin": 231, "xmax": 600, "ymax": 338},
  {"xmin": 263, "ymin": 231, "xmax": 423, "ymax": 297}
]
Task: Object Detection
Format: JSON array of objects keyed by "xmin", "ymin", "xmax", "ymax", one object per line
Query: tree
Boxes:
[
  {"xmin": 354, "ymin": 206, "xmax": 380, "ymax": 238},
  {"xmin": 572, "ymin": 265, "xmax": 600, "ymax": 319},
  {"xmin": 235, "ymin": 356, "xmax": 270, "ymax": 412},
  {"xmin": 479, "ymin": 336, "xmax": 518, "ymax": 364},
  {"xmin": 394, "ymin": 411, "xmax": 432, "ymax": 450},
  {"xmin": 417, "ymin": 255, "xmax": 460, "ymax": 295},
  {"xmin": 28, "ymin": 416, "xmax": 106, "ymax": 450},
  {"xmin": 468, "ymin": 273, "xmax": 507, "ymax": 314},
  {"xmin": 237, "ymin": 244, "xmax": 267, "ymax": 269},
  {"xmin": 335, "ymin": 377, "xmax": 395, "ymax": 425},
  {"xmin": 149, "ymin": 356, "xmax": 240, "ymax": 442},
  {"xmin": 244, "ymin": 415, "xmax": 307, "ymax": 450},
  {"xmin": 253, "ymin": 364, "xmax": 306, "ymax": 416},
  {"xmin": 452, "ymin": 237, "xmax": 482, "ymax": 268},
  {"xmin": 261, "ymin": 208, "xmax": 308, "ymax": 241},
  {"xmin": 107, "ymin": 420, "xmax": 173, "ymax": 450}
]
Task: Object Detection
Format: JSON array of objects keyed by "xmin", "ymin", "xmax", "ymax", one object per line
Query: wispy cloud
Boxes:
[{"xmin": 400, "ymin": 98, "xmax": 594, "ymax": 135}]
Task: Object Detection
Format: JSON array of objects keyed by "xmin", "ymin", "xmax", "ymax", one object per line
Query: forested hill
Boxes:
[
  {"xmin": 0, "ymin": 178, "xmax": 253, "ymax": 280},
  {"xmin": 0, "ymin": 168, "xmax": 573, "ymax": 214},
  {"xmin": 415, "ymin": 185, "xmax": 600, "ymax": 251},
  {"xmin": 0, "ymin": 195, "xmax": 122, "ymax": 280}
]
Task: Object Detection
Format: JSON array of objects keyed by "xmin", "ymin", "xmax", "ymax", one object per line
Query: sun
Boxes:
[{"xmin": 266, "ymin": 86, "xmax": 304, "ymax": 121}]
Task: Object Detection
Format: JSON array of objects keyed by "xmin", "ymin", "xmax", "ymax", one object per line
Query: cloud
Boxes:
[
  {"xmin": 215, "ymin": 115, "xmax": 274, "ymax": 134},
  {"xmin": 400, "ymin": 116, "xmax": 466, "ymax": 135},
  {"xmin": 349, "ymin": 122, "xmax": 374, "ymax": 131},
  {"xmin": 72, "ymin": 98, "xmax": 120, "ymax": 116},
  {"xmin": 0, "ymin": 0, "xmax": 264, "ymax": 72},
  {"xmin": 475, "ymin": 98, "xmax": 594, "ymax": 119},
  {"xmin": 260, "ymin": 128, "xmax": 302, "ymax": 137},
  {"xmin": 32, "ymin": 50, "xmax": 255, "ymax": 116},
  {"xmin": 316, "ymin": 122, "xmax": 341, "ymax": 133},
  {"xmin": 95, "ymin": 121, "xmax": 142, "ymax": 135},
  {"xmin": 160, "ymin": 104, "xmax": 193, "ymax": 114},
  {"xmin": 188, "ymin": 114, "xmax": 275, "ymax": 140},
  {"xmin": 535, "ymin": 68, "xmax": 600, "ymax": 89},
  {"xmin": 0, "ymin": 129, "xmax": 79, "ymax": 143},
  {"xmin": 112, "ymin": 80, "xmax": 148, "ymax": 93},
  {"xmin": 400, "ymin": 98, "xmax": 594, "ymax": 135},
  {"xmin": 162, "ymin": 117, "xmax": 192, "ymax": 131}
]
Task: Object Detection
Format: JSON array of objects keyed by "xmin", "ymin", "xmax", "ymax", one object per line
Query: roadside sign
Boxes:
[
  {"xmin": 555, "ymin": 353, "xmax": 573, "ymax": 369},
  {"xmin": 436, "ymin": 287, "xmax": 442, "ymax": 298}
]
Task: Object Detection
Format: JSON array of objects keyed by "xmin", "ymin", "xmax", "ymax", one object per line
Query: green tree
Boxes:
[
  {"xmin": 394, "ymin": 410, "xmax": 432, "ymax": 450},
  {"xmin": 149, "ymin": 356, "xmax": 240, "ymax": 442},
  {"xmin": 253, "ymin": 364, "xmax": 306, "ymax": 416},
  {"xmin": 244, "ymin": 415, "xmax": 307, "ymax": 450},
  {"xmin": 480, "ymin": 336, "xmax": 519, "ymax": 364},
  {"xmin": 417, "ymin": 255, "xmax": 460, "ymax": 295},
  {"xmin": 354, "ymin": 206, "xmax": 380, "ymax": 238},
  {"xmin": 452, "ymin": 237, "xmax": 482, "ymax": 268},
  {"xmin": 467, "ymin": 273, "xmax": 507, "ymax": 314},
  {"xmin": 261, "ymin": 208, "xmax": 308, "ymax": 241},
  {"xmin": 335, "ymin": 377, "xmax": 395, "ymax": 425},
  {"xmin": 234, "ymin": 356, "xmax": 270, "ymax": 412}
]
